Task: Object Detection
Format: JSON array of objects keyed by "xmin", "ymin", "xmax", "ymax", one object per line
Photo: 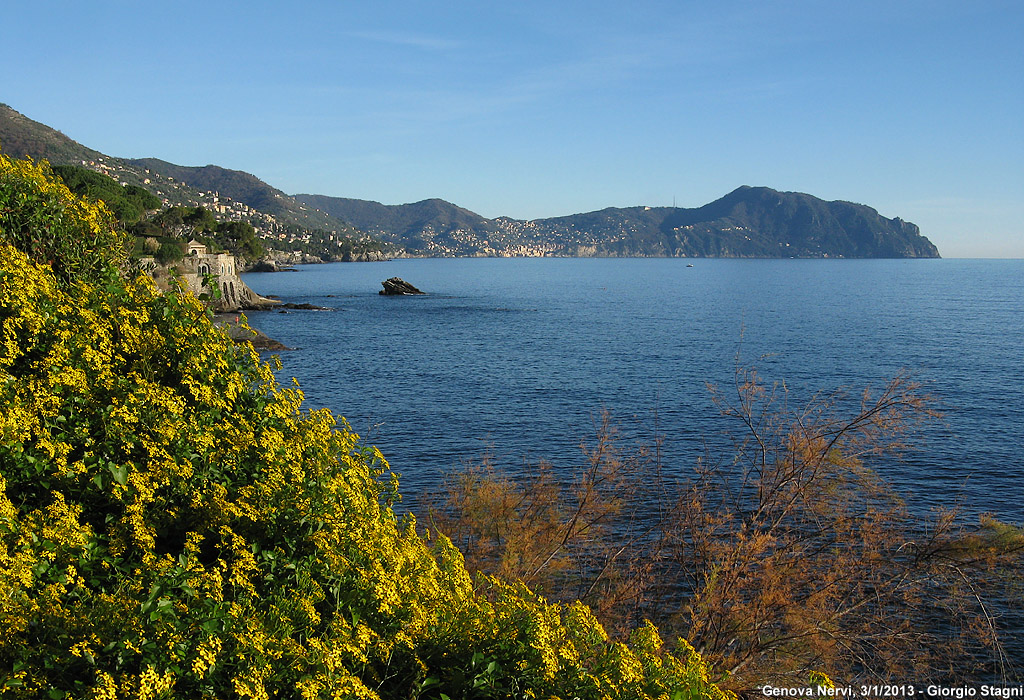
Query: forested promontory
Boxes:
[{"xmin": 296, "ymin": 186, "xmax": 940, "ymax": 258}]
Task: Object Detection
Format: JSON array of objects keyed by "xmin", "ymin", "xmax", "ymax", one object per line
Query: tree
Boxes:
[
  {"xmin": 182, "ymin": 205, "xmax": 217, "ymax": 233},
  {"xmin": 123, "ymin": 184, "xmax": 161, "ymax": 212},
  {"xmin": 50, "ymin": 165, "xmax": 160, "ymax": 223},
  {"xmin": 150, "ymin": 206, "xmax": 186, "ymax": 235},
  {"xmin": 154, "ymin": 239, "xmax": 184, "ymax": 264},
  {"xmin": 216, "ymin": 220, "xmax": 264, "ymax": 261}
]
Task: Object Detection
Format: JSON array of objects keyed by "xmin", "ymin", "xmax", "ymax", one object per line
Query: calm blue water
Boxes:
[{"xmin": 242, "ymin": 258, "xmax": 1024, "ymax": 522}]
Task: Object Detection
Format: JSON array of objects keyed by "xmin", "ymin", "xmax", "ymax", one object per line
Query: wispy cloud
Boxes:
[
  {"xmin": 287, "ymin": 8, "xmax": 822, "ymax": 142},
  {"xmin": 346, "ymin": 30, "xmax": 462, "ymax": 51}
]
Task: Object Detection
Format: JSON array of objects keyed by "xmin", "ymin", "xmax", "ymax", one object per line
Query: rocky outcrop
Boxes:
[
  {"xmin": 278, "ymin": 302, "xmax": 332, "ymax": 310},
  {"xmin": 244, "ymin": 260, "xmax": 283, "ymax": 273},
  {"xmin": 343, "ymin": 249, "xmax": 390, "ymax": 262},
  {"xmin": 216, "ymin": 316, "xmax": 289, "ymax": 351},
  {"xmin": 260, "ymin": 250, "xmax": 324, "ymax": 268},
  {"xmin": 379, "ymin": 277, "xmax": 425, "ymax": 295}
]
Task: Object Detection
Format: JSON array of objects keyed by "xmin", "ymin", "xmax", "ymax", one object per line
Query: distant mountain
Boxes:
[
  {"xmin": 295, "ymin": 195, "xmax": 505, "ymax": 254},
  {"xmin": 1, "ymin": 103, "xmax": 938, "ymax": 259},
  {"xmin": 295, "ymin": 188, "xmax": 940, "ymax": 259},
  {"xmin": 657, "ymin": 185, "xmax": 938, "ymax": 257}
]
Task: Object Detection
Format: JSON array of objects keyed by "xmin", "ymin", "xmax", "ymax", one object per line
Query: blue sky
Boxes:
[{"xmin": 2, "ymin": 0, "xmax": 1021, "ymax": 257}]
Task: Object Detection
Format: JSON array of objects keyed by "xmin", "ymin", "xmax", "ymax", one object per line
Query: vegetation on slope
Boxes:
[
  {"xmin": 0, "ymin": 106, "xmax": 387, "ymax": 264},
  {"xmin": 294, "ymin": 195, "xmax": 504, "ymax": 253},
  {"xmin": 126, "ymin": 158, "xmax": 366, "ymax": 237},
  {"xmin": 132, "ymin": 206, "xmax": 266, "ymax": 263},
  {"xmin": 0, "ymin": 154, "xmax": 732, "ymax": 698},
  {"xmin": 0, "ymin": 156, "xmax": 129, "ymax": 286},
  {"xmin": 50, "ymin": 165, "xmax": 162, "ymax": 225},
  {"xmin": 0, "ymin": 104, "xmax": 105, "ymax": 165}
]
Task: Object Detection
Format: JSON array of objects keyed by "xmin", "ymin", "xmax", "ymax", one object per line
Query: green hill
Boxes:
[
  {"xmin": 295, "ymin": 188, "xmax": 940, "ymax": 258},
  {"xmin": 295, "ymin": 194, "xmax": 506, "ymax": 254},
  {"xmin": 127, "ymin": 158, "xmax": 362, "ymax": 234},
  {"xmin": 656, "ymin": 185, "xmax": 939, "ymax": 258},
  {"xmin": 0, "ymin": 103, "xmax": 104, "ymax": 164}
]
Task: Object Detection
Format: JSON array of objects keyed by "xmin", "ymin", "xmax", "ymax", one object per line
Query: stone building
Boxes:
[{"xmin": 144, "ymin": 240, "xmax": 278, "ymax": 312}]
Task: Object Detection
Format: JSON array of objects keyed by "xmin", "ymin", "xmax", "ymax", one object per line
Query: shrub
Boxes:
[
  {"xmin": 0, "ymin": 154, "xmax": 128, "ymax": 285},
  {"xmin": 50, "ymin": 165, "xmax": 161, "ymax": 223},
  {"xmin": 0, "ymin": 155, "xmax": 730, "ymax": 699},
  {"xmin": 426, "ymin": 367, "xmax": 1024, "ymax": 688},
  {"xmin": 154, "ymin": 240, "xmax": 184, "ymax": 265}
]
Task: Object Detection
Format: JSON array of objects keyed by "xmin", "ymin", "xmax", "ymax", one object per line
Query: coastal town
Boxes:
[
  {"xmin": 80, "ymin": 156, "xmax": 310, "ymax": 246},
  {"xmin": 75, "ymin": 153, "xmax": 390, "ymax": 267}
]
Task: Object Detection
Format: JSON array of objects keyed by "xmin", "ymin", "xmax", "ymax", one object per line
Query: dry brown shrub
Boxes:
[{"xmin": 421, "ymin": 366, "xmax": 1024, "ymax": 689}]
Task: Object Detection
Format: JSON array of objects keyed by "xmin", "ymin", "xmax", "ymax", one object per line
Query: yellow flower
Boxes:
[{"xmin": 191, "ymin": 636, "xmax": 222, "ymax": 678}]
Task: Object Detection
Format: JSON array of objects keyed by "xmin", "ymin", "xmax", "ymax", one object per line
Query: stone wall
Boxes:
[{"xmin": 141, "ymin": 245, "xmax": 279, "ymax": 311}]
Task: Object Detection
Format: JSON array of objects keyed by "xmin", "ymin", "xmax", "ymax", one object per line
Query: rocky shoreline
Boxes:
[
  {"xmin": 245, "ymin": 248, "xmax": 389, "ymax": 273},
  {"xmin": 215, "ymin": 315, "xmax": 290, "ymax": 352},
  {"xmin": 223, "ymin": 275, "xmax": 416, "ymax": 352}
]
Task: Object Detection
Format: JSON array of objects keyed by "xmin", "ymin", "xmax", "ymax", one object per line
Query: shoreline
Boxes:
[{"xmin": 215, "ymin": 314, "xmax": 290, "ymax": 352}]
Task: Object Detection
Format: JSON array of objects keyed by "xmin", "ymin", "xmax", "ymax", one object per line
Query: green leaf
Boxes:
[{"xmin": 109, "ymin": 463, "xmax": 128, "ymax": 486}]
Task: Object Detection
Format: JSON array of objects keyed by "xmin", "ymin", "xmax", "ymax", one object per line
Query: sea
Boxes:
[{"xmin": 241, "ymin": 257, "xmax": 1024, "ymax": 524}]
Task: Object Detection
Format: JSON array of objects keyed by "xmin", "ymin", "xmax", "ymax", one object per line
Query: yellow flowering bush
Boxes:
[
  {"xmin": 0, "ymin": 154, "xmax": 128, "ymax": 285},
  {"xmin": 0, "ymin": 155, "xmax": 732, "ymax": 699}
]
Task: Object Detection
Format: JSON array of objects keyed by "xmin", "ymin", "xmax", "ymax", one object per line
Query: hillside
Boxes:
[
  {"xmin": 127, "ymin": 158, "xmax": 362, "ymax": 234},
  {"xmin": 0, "ymin": 104, "xmax": 235, "ymax": 210},
  {"xmin": 0, "ymin": 105, "xmax": 377, "ymax": 258},
  {"xmin": 1, "ymin": 103, "xmax": 939, "ymax": 259},
  {"xmin": 656, "ymin": 185, "xmax": 938, "ymax": 258},
  {"xmin": 296, "ymin": 194, "xmax": 506, "ymax": 254},
  {"xmin": 0, "ymin": 102, "xmax": 105, "ymax": 164},
  {"xmin": 295, "ymin": 188, "xmax": 940, "ymax": 258}
]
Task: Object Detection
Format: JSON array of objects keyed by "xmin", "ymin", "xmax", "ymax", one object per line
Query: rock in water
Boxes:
[{"xmin": 380, "ymin": 277, "xmax": 425, "ymax": 295}]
